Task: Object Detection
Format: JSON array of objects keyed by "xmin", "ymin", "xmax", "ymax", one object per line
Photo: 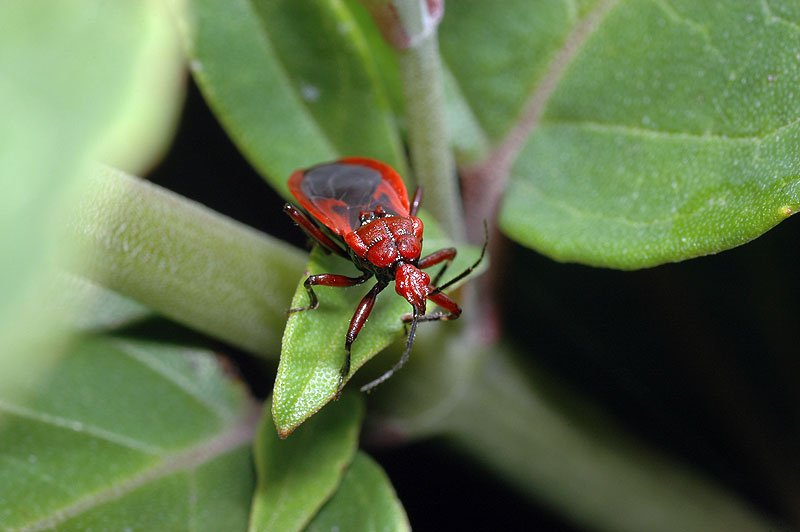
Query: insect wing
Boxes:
[{"xmin": 289, "ymin": 157, "xmax": 410, "ymax": 235}]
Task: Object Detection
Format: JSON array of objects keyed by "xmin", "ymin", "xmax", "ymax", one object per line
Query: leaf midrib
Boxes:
[
  {"xmin": 15, "ymin": 402, "xmax": 260, "ymax": 532},
  {"xmin": 461, "ymin": 0, "xmax": 620, "ymax": 176}
]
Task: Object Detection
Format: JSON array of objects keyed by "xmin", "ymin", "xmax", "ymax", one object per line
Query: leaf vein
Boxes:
[
  {"xmin": 15, "ymin": 402, "xmax": 259, "ymax": 532},
  {"xmin": 0, "ymin": 399, "xmax": 162, "ymax": 455},
  {"xmin": 462, "ymin": 0, "xmax": 619, "ymax": 207},
  {"xmin": 116, "ymin": 341, "xmax": 233, "ymax": 422},
  {"xmin": 761, "ymin": 0, "xmax": 800, "ymax": 33},
  {"xmin": 654, "ymin": 0, "xmax": 726, "ymax": 64},
  {"xmin": 544, "ymin": 115, "xmax": 800, "ymax": 143}
]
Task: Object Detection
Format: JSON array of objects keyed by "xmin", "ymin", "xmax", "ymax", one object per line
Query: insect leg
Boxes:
[
  {"xmin": 429, "ymin": 221, "xmax": 489, "ymax": 296},
  {"xmin": 288, "ymin": 273, "xmax": 370, "ymax": 313},
  {"xmin": 403, "ymin": 290, "xmax": 462, "ymax": 323},
  {"xmin": 284, "ymin": 203, "xmax": 349, "ymax": 258},
  {"xmin": 417, "ymin": 247, "xmax": 457, "ymax": 286},
  {"xmin": 339, "ymin": 281, "xmax": 388, "ymax": 394},
  {"xmin": 360, "ymin": 306, "xmax": 420, "ymax": 393}
]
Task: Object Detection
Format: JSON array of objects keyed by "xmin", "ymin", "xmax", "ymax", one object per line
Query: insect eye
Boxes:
[{"xmin": 359, "ymin": 211, "xmax": 375, "ymax": 225}]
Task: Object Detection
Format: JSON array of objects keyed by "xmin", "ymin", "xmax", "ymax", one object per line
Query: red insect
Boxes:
[{"xmin": 284, "ymin": 157, "xmax": 486, "ymax": 393}]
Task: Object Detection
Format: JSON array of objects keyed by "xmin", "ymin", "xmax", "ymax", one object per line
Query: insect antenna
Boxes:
[
  {"xmin": 360, "ymin": 306, "xmax": 420, "ymax": 393},
  {"xmin": 429, "ymin": 220, "xmax": 489, "ymax": 296}
]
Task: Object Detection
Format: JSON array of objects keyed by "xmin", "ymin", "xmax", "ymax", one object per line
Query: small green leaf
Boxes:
[
  {"xmin": 273, "ymin": 248, "xmax": 407, "ymax": 434},
  {"xmin": 0, "ymin": 337, "xmax": 257, "ymax": 530},
  {"xmin": 272, "ymin": 215, "xmax": 486, "ymax": 434},
  {"xmin": 251, "ymin": 394, "xmax": 363, "ymax": 531},
  {"xmin": 306, "ymin": 452, "xmax": 410, "ymax": 532},
  {"xmin": 180, "ymin": 0, "xmax": 406, "ymax": 195},
  {"xmin": 498, "ymin": 1, "xmax": 800, "ymax": 268}
]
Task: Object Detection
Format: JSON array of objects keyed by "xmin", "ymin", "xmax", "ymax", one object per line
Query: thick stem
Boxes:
[
  {"xmin": 66, "ymin": 166, "xmax": 307, "ymax": 357},
  {"xmin": 395, "ymin": 2, "xmax": 464, "ymax": 241},
  {"xmin": 440, "ymin": 347, "xmax": 780, "ymax": 532},
  {"xmin": 369, "ymin": 343, "xmax": 779, "ymax": 530}
]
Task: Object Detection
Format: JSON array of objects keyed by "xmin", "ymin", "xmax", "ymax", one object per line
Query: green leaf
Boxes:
[
  {"xmin": 93, "ymin": 0, "xmax": 185, "ymax": 175},
  {"xmin": 306, "ymin": 452, "xmax": 410, "ymax": 532},
  {"xmin": 495, "ymin": 1, "xmax": 800, "ymax": 268},
  {"xmin": 180, "ymin": 0, "xmax": 406, "ymax": 195},
  {"xmin": 0, "ymin": 337, "xmax": 258, "ymax": 530},
  {"xmin": 250, "ymin": 394, "xmax": 362, "ymax": 531},
  {"xmin": 68, "ymin": 166, "xmax": 307, "ymax": 358},
  {"xmin": 273, "ymin": 215, "xmax": 486, "ymax": 435},
  {"xmin": 273, "ymin": 248, "xmax": 408, "ymax": 434}
]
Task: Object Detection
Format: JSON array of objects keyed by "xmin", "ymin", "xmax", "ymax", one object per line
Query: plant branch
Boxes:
[
  {"xmin": 446, "ymin": 346, "xmax": 779, "ymax": 532},
  {"xmin": 66, "ymin": 166, "xmax": 307, "ymax": 358},
  {"xmin": 368, "ymin": 343, "xmax": 781, "ymax": 532},
  {"xmin": 398, "ymin": 31, "xmax": 464, "ymax": 240},
  {"xmin": 362, "ymin": 0, "xmax": 463, "ymax": 240}
]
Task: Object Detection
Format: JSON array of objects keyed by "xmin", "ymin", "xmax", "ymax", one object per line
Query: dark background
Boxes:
[{"xmin": 148, "ymin": 81, "xmax": 799, "ymax": 531}]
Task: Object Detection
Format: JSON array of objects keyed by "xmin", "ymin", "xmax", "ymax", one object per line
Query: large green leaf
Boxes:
[
  {"xmin": 306, "ymin": 452, "xmax": 410, "ymax": 532},
  {"xmin": 440, "ymin": 1, "xmax": 800, "ymax": 268},
  {"xmin": 179, "ymin": 0, "xmax": 406, "ymax": 195},
  {"xmin": 273, "ymin": 216, "xmax": 486, "ymax": 435},
  {"xmin": 250, "ymin": 394, "xmax": 362, "ymax": 531},
  {"xmin": 0, "ymin": 337, "xmax": 257, "ymax": 530}
]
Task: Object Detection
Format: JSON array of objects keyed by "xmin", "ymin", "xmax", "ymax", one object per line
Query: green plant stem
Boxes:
[
  {"xmin": 396, "ymin": 4, "xmax": 464, "ymax": 241},
  {"xmin": 66, "ymin": 166, "xmax": 307, "ymax": 357},
  {"xmin": 441, "ymin": 346, "xmax": 779, "ymax": 532},
  {"xmin": 368, "ymin": 339, "xmax": 779, "ymax": 532}
]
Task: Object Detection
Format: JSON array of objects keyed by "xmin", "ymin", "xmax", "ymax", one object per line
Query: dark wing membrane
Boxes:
[{"xmin": 288, "ymin": 159, "xmax": 410, "ymax": 235}]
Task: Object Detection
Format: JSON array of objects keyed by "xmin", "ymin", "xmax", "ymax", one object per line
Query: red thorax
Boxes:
[{"xmin": 343, "ymin": 214, "xmax": 429, "ymax": 311}]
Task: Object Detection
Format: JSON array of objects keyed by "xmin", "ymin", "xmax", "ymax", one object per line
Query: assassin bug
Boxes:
[{"xmin": 284, "ymin": 157, "xmax": 486, "ymax": 393}]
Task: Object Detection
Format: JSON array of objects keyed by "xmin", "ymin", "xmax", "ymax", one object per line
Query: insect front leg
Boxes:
[
  {"xmin": 429, "ymin": 221, "xmax": 489, "ymax": 295},
  {"xmin": 417, "ymin": 247, "xmax": 457, "ymax": 286},
  {"xmin": 288, "ymin": 273, "xmax": 370, "ymax": 313}
]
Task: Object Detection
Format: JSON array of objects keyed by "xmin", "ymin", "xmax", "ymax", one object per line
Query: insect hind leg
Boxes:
[{"xmin": 401, "ymin": 290, "xmax": 462, "ymax": 324}]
